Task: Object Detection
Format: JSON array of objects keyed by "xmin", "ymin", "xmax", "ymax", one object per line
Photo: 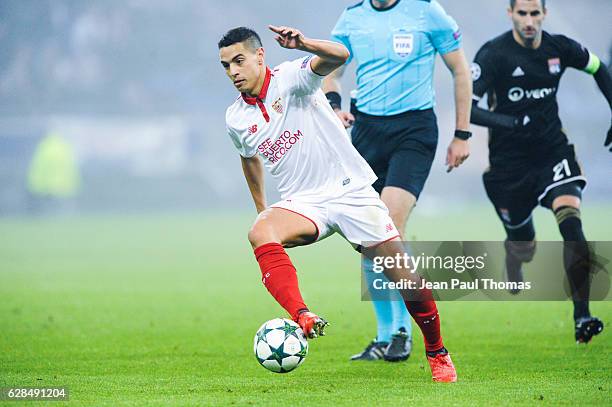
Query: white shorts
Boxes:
[{"xmin": 270, "ymin": 186, "xmax": 400, "ymax": 250}]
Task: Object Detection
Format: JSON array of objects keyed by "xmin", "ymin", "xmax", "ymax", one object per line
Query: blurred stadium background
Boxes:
[
  {"xmin": 0, "ymin": 0, "xmax": 610, "ymax": 216},
  {"xmin": 1, "ymin": 2, "xmax": 611, "ymax": 404}
]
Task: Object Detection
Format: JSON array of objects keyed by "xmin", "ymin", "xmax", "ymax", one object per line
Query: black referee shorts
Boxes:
[{"xmin": 350, "ymin": 108, "xmax": 438, "ymax": 199}]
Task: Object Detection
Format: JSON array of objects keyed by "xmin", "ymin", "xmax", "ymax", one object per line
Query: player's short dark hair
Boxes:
[
  {"xmin": 510, "ymin": 0, "xmax": 546, "ymax": 9},
  {"xmin": 218, "ymin": 27, "xmax": 262, "ymax": 51}
]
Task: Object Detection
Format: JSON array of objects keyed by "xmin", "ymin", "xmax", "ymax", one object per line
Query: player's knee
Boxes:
[
  {"xmin": 542, "ymin": 184, "xmax": 582, "ymax": 209},
  {"xmin": 552, "ymin": 195, "xmax": 580, "ymax": 209},
  {"xmin": 387, "ymin": 208, "xmax": 410, "ymax": 236},
  {"xmin": 504, "ymin": 218, "xmax": 535, "ymax": 242},
  {"xmin": 388, "ymin": 215, "xmax": 406, "ymax": 236},
  {"xmin": 505, "ymin": 240, "xmax": 537, "ymax": 263},
  {"xmin": 247, "ymin": 222, "xmax": 276, "ymax": 248},
  {"xmin": 554, "ymin": 205, "xmax": 585, "ymax": 242},
  {"xmin": 381, "ymin": 187, "xmax": 415, "ymax": 234}
]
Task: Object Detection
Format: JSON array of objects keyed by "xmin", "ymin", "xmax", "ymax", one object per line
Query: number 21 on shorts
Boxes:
[{"xmin": 552, "ymin": 158, "xmax": 571, "ymax": 182}]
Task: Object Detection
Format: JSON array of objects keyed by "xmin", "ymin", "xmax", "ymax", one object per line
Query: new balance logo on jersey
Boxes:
[
  {"xmin": 512, "ymin": 66, "xmax": 525, "ymax": 77},
  {"xmin": 248, "ymin": 124, "xmax": 258, "ymax": 135}
]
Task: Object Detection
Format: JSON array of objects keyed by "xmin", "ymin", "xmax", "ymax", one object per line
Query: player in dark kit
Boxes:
[{"xmin": 470, "ymin": 0, "xmax": 612, "ymax": 343}]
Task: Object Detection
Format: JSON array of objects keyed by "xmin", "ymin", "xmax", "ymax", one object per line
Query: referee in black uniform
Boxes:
[{"xmin": 470, "ymin": 0, "xmax": 612, "ymax": 343}]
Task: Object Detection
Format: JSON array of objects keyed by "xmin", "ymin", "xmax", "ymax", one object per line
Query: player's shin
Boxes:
[
  {"xmin": 503, "ymin": 219, "xmax": 536, "ymax": 293},
  {"xmin": 369, "ymin": 242, "xmax": 444, "ymax": 353},
  {"xmin": 404, "ymin": 297, "xmax": 443, "ymax": 353},
  {"xmin": 380, "ymin": 265, "xmax": 444, "ymax": 352},
  {"xmin": 363, "ymin": 258, "xmax": 394, "ymax": 343},
  {"xmin": 555, "ymin": 206, "xmax": 592, "ymax": 321},
  {"xmin": 253, "ymin": 242, "xmax": 308, "ymax": 321}
]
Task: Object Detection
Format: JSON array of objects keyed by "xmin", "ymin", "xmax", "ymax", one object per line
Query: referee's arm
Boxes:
[
  {"xmin": 441, "ymin": 48, "xmax": 472, "ymax": 132},
  {"xmin": 441, "ymin": 48, "xmax": 472, "ymax": 172}
]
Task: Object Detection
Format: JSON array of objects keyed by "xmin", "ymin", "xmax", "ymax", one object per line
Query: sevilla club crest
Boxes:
[{"xmin": 272, "ymin": 98, "xmax": 284, "ymax": 114}]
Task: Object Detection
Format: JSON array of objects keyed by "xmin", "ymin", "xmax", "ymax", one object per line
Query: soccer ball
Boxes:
[{"xmin": 253, "ymin": 318, "xmax": 308, "ymax": 373}]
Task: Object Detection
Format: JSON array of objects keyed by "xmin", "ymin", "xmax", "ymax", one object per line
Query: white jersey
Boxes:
[{"xmin": 225, "ymin": 56, "xmax": 376, "ymax": 201}]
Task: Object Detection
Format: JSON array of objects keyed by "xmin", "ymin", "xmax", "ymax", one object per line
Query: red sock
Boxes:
[
  {"xmin": 404, "ymin": 296, "xmax": 444, "ymax": 352},
  {"xmin": 254, "ymin": 242, "xmax": 308, "ymax": 321}
]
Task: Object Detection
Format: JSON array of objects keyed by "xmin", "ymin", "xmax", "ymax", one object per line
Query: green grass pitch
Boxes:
[{"xmin": 0, "ymin": 205, "xmax": 610, "ymax": 405}]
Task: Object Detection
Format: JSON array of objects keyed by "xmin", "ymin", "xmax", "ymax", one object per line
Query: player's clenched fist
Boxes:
[{"xmin": 269, "ymin": 25, "xmax": 306, "ymax": 50}]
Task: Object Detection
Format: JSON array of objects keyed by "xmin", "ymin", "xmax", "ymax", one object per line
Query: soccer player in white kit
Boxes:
[{"xmin": 219, "ymin": 25, "xmax": 457, "ymax": 382}]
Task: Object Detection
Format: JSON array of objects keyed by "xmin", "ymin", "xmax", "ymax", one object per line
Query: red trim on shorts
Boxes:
[
  {"xmin": 366, "ymin": 234, "xmax": 401, "ymax": 248},
  {"xmin": 270, "ymin": 206, "xmax": 320, "ymax": 242}
]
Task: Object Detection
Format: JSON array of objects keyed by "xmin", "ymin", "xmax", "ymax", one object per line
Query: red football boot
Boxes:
[
  {"xmin": 296, "ymin": 311, "xmax": 328, "ymax": 339},
  {"xmin": 426, "ymin": 348, "xmax": 457, "ymax": 383}
]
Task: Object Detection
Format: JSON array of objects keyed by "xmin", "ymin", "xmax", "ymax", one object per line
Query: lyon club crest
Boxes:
[
  {"xmin": 272, "ymin": 98, "xmax": 284, "ymax": 114},
  {"xmin": 393, "ymin": 32, "xmax": 413, "ymax": 57},
  {"xmin": 548, "ymin": 58, "xmax": 561, "ymax": 75},
  {"xmin": 499, "ymin": 208, "xmax": 511, "ymax": 224}
]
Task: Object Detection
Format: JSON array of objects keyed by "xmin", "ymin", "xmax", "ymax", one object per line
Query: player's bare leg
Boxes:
[
  {"xmin": 353, "ymin": 187, "xmax": 417, "ymax": 361},
  {"xmin": 380, "ymin": 187, "xmax": 416, "ymax": 236},
  {"xmin": 367, "ymin": 237, "xmax": 457, "ymax": 382},
  {"xmin": 249, "ymin": 208, "xmax": 328, "ymax": 338},
  {"xmin": 352, "ymin": 187, "xmax": 417, "ymax": 361},
  {"xmin": 248, "ymin": 207, "xmax": 319, "ymax": 249},
  {"xmin": 551, "ymin": 195, "xmax": 603, "ymax": 343}
]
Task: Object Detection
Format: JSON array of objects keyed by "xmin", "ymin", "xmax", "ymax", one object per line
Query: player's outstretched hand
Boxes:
[
  {"xmin": 269, "ymin": 25, "xmax": 306, "ymax": 50},
  {"xmin": 446, "ymin": 138, "xmax": 470, "ymax": 173},
  {"xmin": 334, "ymin": 110, "xmax": 355, "ymax": 128},
  {"xmin": 605, "ymin": 121, "xmax": 612, "ymax": 152}
]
